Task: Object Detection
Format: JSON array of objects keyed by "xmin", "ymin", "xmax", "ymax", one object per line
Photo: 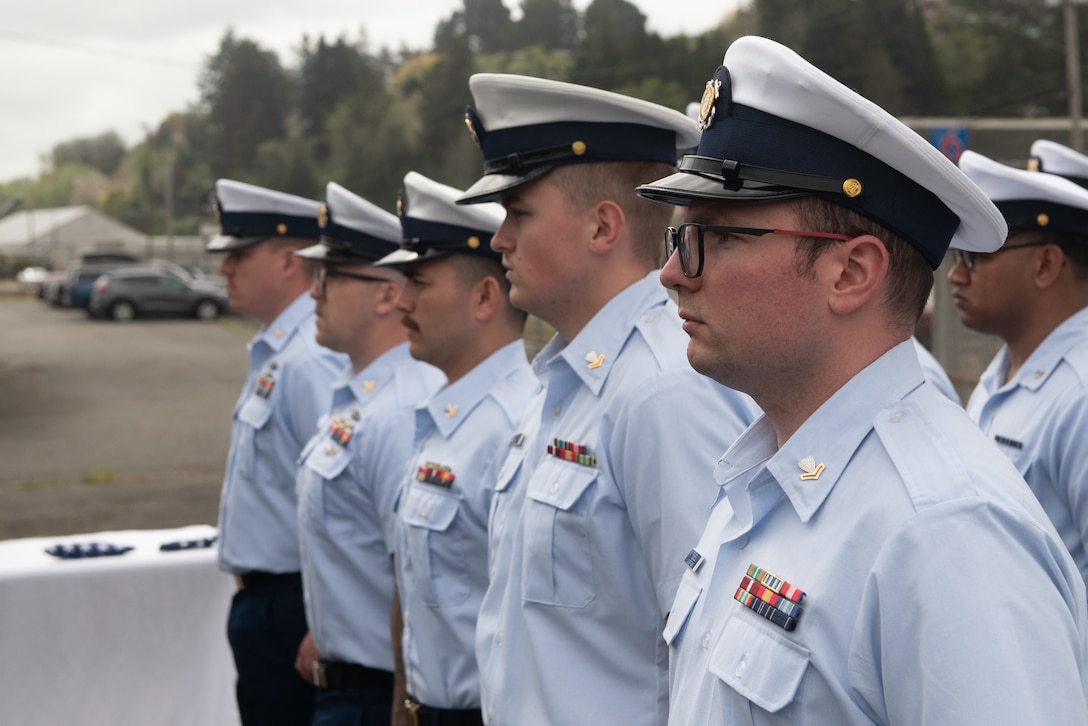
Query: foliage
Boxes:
[{"xmin": 11, "ymin": 0, "xmax": 1088, "ymax": 239}]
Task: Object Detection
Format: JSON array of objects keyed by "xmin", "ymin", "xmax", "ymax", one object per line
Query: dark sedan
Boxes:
[{"xmin": 88, "ymin": 266, "xmax": 228, "ymax": 322}]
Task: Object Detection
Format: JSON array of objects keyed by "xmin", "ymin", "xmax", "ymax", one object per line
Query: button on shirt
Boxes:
[
  {"xmin": 666, "ymin": 341, "xmax": 1088, "ymax": 725},
  {"xmin": 395, "ymin": 340, "xmax": 535, "ymax": 709},
  {"xmin": 475, "ymin": 273, "xmax": 760, "ymax": 726},
  {"xmin": 218, "ymin": 293, "xmax": 346, "ymax": 574},
  {"xmin": 967, "ymin": 306, "xmax": 1088, "ymax": 587},
  {"xmin": 296, "ymin": 343, "xmax": 444, "ymax": 667}
]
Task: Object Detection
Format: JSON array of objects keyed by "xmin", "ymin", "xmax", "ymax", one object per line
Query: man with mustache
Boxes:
[
  {"xmin": 376, "ymin": 171, "xmax": 535, "ymax": 726},
  {"xmin": 293, "ymin": 181, "xmax": 443, "ymax": 725}
]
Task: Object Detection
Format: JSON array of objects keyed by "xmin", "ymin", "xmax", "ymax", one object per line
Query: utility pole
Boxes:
[{"xmin": 1064, "ymin": 0, "xmax": 1083, "ymax": 151}]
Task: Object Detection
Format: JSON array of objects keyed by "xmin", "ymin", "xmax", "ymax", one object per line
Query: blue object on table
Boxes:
[
  {"xmin": 44, "ymin": 542, "xmax": 134, "ymax": 559},
  {"xmin": 159, "ymin": 535, "xmax": 218, "ymax": 552}
]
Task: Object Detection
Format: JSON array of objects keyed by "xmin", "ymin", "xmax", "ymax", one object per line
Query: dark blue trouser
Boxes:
[
  {"xmin": 227, "ymin": 578, "xmax": 315, "ymax": 726},
  {"xmin": 312, "ymin": 683, "xmax": 393, "ymax": 726}
]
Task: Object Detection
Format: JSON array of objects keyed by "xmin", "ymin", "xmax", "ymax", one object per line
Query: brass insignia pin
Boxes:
[
  {"xmin": 362, "ymin": 380, "xmax": 375, "ymax": 393},
  {"xmin": 585, "ymin": 352, "xmax": 605, "ymax": 370},
  {"xmin": 798, "ymin": 456, "xmax": 825, "ymax": 481},
  {"xmin": 444, "ymin": 403, "xmax": 458, "ymax": 418},
  {"xmin": 324, "ymin": 445, "xmax": 337, "ymax": 457},
  {"xmin": 698, "ymin": 78, "xmax": 721, "ymax": 131},
  {"xmin": 317, "ymin": 203, "xmax": 329, "ymax": 229},
  {"xmin": 273, "ymin": 330, "xmax": 285, "ymax": 339}
]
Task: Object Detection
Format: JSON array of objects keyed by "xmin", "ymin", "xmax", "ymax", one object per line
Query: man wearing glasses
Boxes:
[
  {"xmin": 638, "ymin": 36, "xmax": 1088, "ymax": 723},
  {"xmin": 950, "ymin": 149, "xmax": 1088, "ymax": 589},
  {"xmin": 207, "ymin": 179, "xmax": 348, "ymax": 725},
  {"xmin": 292, "ymin": 181, "xmax": 444, "ymax": 725}
]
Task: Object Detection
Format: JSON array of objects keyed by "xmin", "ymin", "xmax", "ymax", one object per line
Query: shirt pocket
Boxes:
[
  {"xmin": 237, "ymin": 394, "xmax": 273, "ymax": 430},
  {"xmin": 663, "ymin": 575, "xmax": 703, "ymax": 646},
  {"xmin": 400, "ymin": 484, "xmax": 467, "ymax": 607},
  {"xmin": 709, "ymin": 614, "xmax": 810, "ymax": 714},
  {"xmin": 521, "ymin": 456, "xmax": 598, "ymax": 608}
]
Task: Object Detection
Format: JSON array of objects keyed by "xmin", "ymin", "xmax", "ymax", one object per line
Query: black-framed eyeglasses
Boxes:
[
  {"xmin": 665, "ymin": 223, "xmax": 854, "ymax": 278},
  {"xmin": 949, "ymin": 241, "xmax": 1052, "ymax": 271},
  {"xmin": 313, "ymin": 266, "xmax": 392, "ymax": 297}
]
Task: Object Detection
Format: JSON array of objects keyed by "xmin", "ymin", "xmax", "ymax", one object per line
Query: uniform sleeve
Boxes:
[
  {"xmin": 848, "ymin": 499, "xmax": 1088, "ymax": 723},
  {"xmin": 607, "ymin": 368, "xmax": 757, "ymax": 615}
]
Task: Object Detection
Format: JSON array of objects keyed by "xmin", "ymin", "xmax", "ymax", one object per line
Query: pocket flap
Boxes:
[
  {"xmin": 302, "ymin": 441, "xmax": 351, "ymax": 480},
  {"xmin": 237, "ymin": 395, "xmax": 273, "ymax": 429},
  {"xmin": 400, "ymin": 484, "xmax": 460, "ymax": 532},
  {"xmin": 663, "ymin": 576, "xmax": 702, "ymax": 645},
  {"xmin": 709, "ymin": 614, "xmax": 810, "ymax": 713},
  {"xmin": 495, "ymin": 449, "xmax": 526, "ymax": 493},
  {"xmin": 526, "ymin": 457, "xmax": 598, "ymax": 511}
]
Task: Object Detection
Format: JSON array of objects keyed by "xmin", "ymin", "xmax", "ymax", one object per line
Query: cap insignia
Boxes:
[
  {"xmin": 1037, "ymin": 213, "xmax": 1050, "ymax": 227},
  {"xmin": 842, "ymin": 179, "xmax": 863, "ymax": 198},
  {"xmin": 1027, "ymin": 158, "xmax": 1041, "ymax": 172},
  {"xmin": 465, "ymin": 111, "xmax": 481, "ymax": 147},
  {"xmin": 317, "ymin": 203, "xmax": 329, "ymax": 229},
  {"xmin": 798, "ymin": 456, "xmax": 825, "ymax": 481},
  {"xmin": 468, "ymin": 236, "xmax": 481, "ymax": 249},
  {"xmin": 276, "ymin": 223, "xmax": 287, "ymax": 235},
  {"xmin": 698, "ymin": 78, "xmax": 721, "ymax": 131},
  {"xmin": 212, "ymin": 198, "xmax": 221, "ymax": 225},
  {"xmin": 571, "ymin": 141, "xmax": 587, "ymax": 156}
]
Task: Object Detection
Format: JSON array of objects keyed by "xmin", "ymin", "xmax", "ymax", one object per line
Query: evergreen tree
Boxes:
[{"xmin": 198, "ymin": 31, "xmax": 290, "ymax": 180}]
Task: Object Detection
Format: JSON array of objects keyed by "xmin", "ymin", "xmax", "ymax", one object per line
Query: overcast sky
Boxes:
[{"xmin": 0, "ymin": 0, "xmax": 744, "ymax": 184}]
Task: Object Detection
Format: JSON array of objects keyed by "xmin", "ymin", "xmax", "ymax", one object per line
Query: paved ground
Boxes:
[{"xmin": 0, "ymin": 287, "xmax": 255, "ymax": 539}]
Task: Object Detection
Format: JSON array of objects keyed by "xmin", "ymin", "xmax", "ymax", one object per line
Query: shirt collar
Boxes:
[
  {"xmin": 1003, "ymin": 305, "xmax": 1088, "ymax": 392},
  {"xmin": 533, "ymin": 271, "xmax": 669, "ymax": 396},
  {"xmin": 250, "ymin": 293, "xmax": 315, "ymax": 353},
  {"xmin": 335, "ymin": 343, "xmax": 417, "ymax": 407},
  {"xmin": 421, "ymin": 340, "xmax": 531, "ymax": 438},
  {"xmin": 718, "ymin": 340, "xmax": 924, "ymax": 525}
]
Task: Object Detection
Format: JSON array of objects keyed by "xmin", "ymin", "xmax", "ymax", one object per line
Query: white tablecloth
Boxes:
[{"xmin": 0, "ymin": 525, "xmax": 240, "ymax": 725}]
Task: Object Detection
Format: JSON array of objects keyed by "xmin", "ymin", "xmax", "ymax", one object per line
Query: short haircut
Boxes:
[
  {"xmin": 1016, "ymin": 229, "xmax": 1088, "ymax": 283},
  {"xmin": 450, "ymin": 253, "xmax": 528, "ymax": 328},
  {"xmin": 791, "ymin": 197, "xmax": 934, "ymax": 335},
  {"xmin": 549, "ymin": 161, "xmax": 678, "ymax": 269}
]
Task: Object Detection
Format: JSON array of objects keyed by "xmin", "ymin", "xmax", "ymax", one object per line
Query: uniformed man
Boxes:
[
  {"xmin": 637, "ymin": 36, "xmax": 1088, "ymax": 724},
  {"xmin": 374, "ymin": 172, "xmax": 535, "ymax": 726},
  {"xmin": 456, "ymin": 74, "xmax": 761, "ymax": 725},
  {"xmin": 292, "ymin": 182, "xmax": 444, "ymax": 726},
  {"xmin": 208, "ymin": 179, "xmax": 347, "ymax": 725},
  {"xmin": 949, "ymin": 149, "xmax": 1088, "ymax": 588}
]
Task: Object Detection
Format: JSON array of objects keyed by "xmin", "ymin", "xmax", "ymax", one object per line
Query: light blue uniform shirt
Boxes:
[
  {"xmin": 395, "ymin": 340, "xmax": 535, "ymax": 708},
  {"xmin": 296, "ymin": 343, "xmax": 444, "ymax": 667},
  {"xmin": 967, "ymin": 306, "xmax": 1088, "ymax": 587},
  {"xmin": 912, "ymin": 337, "xmax": 959, "ymax": 404},
  {"xmin": 475, "ymin": 273, "xmax": 760, "ymax": 726},
  {"xmin": 665, "ymin": 341, "xmax": 1088, "ymax": 725},
  {"xmin": 218, "ymin": 293, "xmax": 346, "ymax": 574}
]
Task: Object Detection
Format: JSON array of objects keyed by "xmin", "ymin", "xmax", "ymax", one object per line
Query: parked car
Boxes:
[
  {"xmin": 15, "ymin": 266, "xmax": 47, "ymax": 294},
  {"xmin": 64, "ymin": 264, "xmax": 126, "ymax": 308},
  {"xmin": 88, "ymin": 266, "xmax": 228, "ymax": 322},
  {"xmin": 39, "ymin": 270, "xmax": 69, "ymax": 305}
]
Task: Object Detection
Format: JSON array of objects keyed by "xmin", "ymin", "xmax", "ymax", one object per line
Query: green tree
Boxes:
[
  {"xmin": 51, "ymin": 132, "xmax": 127, "ymax": 176},
  {"xmin": 513, "ymin": 0, "xmax": 580, "ymax": 50},
  {"xmin": 463, "ymin": 0, "xmax": 516, "ymax": 52},
  {"xmin": 296, "ymin": 35, "xmax": 387, "ymax": 164},
  {"xmin": 198, "ymin": 31, "xmax": 290, "ymax": 180},
  {"xmin": 571, "ymin": 0, "xmax": 665, "ymax": 90}
]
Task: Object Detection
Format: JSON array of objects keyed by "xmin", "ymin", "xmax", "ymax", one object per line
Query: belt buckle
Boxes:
[
  {"xmin": 312, "ymin": 661, "xmax": 328, "ymax": 689},
  {"xmin": 404, "ymin": 699, "xmax": 420, "ymax": 726}
]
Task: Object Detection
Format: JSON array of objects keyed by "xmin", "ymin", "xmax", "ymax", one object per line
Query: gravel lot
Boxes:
[{"xmin": 0, "ymin": 288, "xmax": 255, "ymax": 539}]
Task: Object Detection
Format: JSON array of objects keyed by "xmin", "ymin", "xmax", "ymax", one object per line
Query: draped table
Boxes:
[{"xmin": 0, "ymin": 524, "xmax": 240, "ymax": 725}]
